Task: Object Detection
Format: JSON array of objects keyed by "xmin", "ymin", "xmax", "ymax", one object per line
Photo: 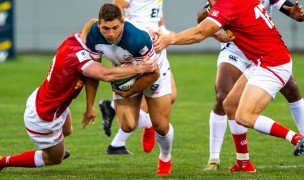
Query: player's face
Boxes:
[{"xmin": 98, "ymin": 19, "xmax": 124, "ymax": 44}]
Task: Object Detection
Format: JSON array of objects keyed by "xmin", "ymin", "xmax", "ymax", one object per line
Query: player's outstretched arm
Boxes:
[
  {"xmin": 83, "ymin": 58, "xmax": 157, "ymax": 82},
  {"xmin": 154, "ymin": 19, "xmax": 220, "ymax": 53}
]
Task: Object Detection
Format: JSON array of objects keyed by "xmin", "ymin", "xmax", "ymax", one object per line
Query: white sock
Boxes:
[
  {"xmin": 110, "ymin": 128, "xmax": 131, "ymax": 147},
  {"xmin": 253, "ymin": 115, "xmax": 274, "ymax": 134},
  {"xmin": 289, "ymin": 98, "xmax": 304, "ymax": 135},
  {"xmin": 110, "ymin": 100, "xmax": 115, "ymax": 109},
  {"xmin": 208, "ymin": 111, "xmax": 227, "ymax": 162},
  {"xmin": 34, "ymin": 150, "xmax": 45, "ymax": 167},
  {"xmin": 136, "ymin": 110, "xmax": 152, "ymax": 128},
  {"xmin": 228, "ymin": 120, "xmax": 248, "ymax": 135},
  {"xmin": 156, "ymin": 123, "xmax": 174, "ymax": 162}
]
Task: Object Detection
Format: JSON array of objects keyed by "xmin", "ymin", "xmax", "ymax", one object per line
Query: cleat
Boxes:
[
  {"xmin": 105, "ymin": 145, "xmax": 133, "ymax": 155},
  {"xmin": 0, "ymin": 156, "xmax": 5, "ymax": 171},
  {"xmin": 229, "ymin": 160, "xmax": 256, "ymax": 172},
  {"xmin": 63, "ymin": 150, "xmax": 70, "ymax": 160},
  {"xmin": 99, "ymin": 100, "xmax": 116, "ymax": 137},
  {"xmin": 203, "ymin": 161, "xmax": 219, "ymax": 171},
  {"xmin": 156, "ymin": 159, "xmax": 172, "ymax": 176},
  {"xmin": 142, "ymin": 126, "xmax": 156, "ymax": 153},
  {"xmin": 293, "ymin": 136, "xmax": 304, "ymax": 156}
]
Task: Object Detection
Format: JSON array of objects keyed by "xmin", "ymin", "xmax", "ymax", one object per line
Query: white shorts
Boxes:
[
  {"xmin": 218, "ymin": 42, "xmax": 252, "ymax": 73},
  {"xmin": 24, "ymin": 88, "xmax": 69, "ymax": 149},
  {"xmin": 244, "ymin": 61, "xmax": 292, "ymax": 99},
  {"xmin": 113, "ymin": 51, "xmax": 172, "ymax": 99}
]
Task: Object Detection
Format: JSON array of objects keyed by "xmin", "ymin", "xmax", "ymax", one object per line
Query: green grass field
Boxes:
[{"xmin": 0, "ymin": 53, "xmax": 304, "ymax": 179}]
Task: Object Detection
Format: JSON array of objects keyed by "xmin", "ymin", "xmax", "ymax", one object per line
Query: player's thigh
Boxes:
[
  {"xmin": 216, "ymin": 62, "xmax": 243, "ymax": 95},
  {"xmin": 114, "ymin": 95, "xmax": 142, "ymax": 130},
  {"xmin": 170, "ymin": 72, "xmax": 177, "ymax": 104},
  {"xmin": 62, "ymin": 110, "xmax": 72, "ymax": 137},
  {"xmin": 236, "ymin": 84, "xmax": 272, "ymax": 127},
  {"xmin": 280, "ymin": 73, "xmax": 302, "ymax": 102},
  {"xmin": 141, "ymin": 96, "xmax": 149, "ymax": 113},
  {"xmin": 223, "ymin": 74, "xmax": 247, "ymax": 118},
  {"xmin": 145, "ymin": 94, "xmax": 171, "ymax": 135}
]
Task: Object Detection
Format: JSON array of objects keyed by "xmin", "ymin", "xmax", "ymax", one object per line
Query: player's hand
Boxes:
[
  {"xmin": 139, "ymin": 57, "xmax": 157, "ymax": 73},
  {"xmin": 283, "ymin": 1, "xmax": 304, "ymax": 22},
  {"xmin": 82, "ymin": 106, "xmax": 96, "ymax": 129},
  {"xmin": 153, "ymin": 31, "xmax": 174, "ymax": 53}
]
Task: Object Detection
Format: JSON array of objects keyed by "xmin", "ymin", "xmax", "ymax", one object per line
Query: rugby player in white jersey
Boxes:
[
  {"xmin": 196, "ymin": 0, "xmax": 304, "ymax": 172},
  {"xmin": 154, "ymin": 0, "xmax": 304, "ymax": 173},
  {"xmin": 97, "ymin": 0, "xmax": 177, "ymax": 156},
  {"xmin": 85, "ymin": 3, "xmax": 174, "ymax": 176}
]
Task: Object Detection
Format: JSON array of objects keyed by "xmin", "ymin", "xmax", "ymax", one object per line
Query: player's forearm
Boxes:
[
  {"xmin": 114, "ymin": 67, "xmax": 160, "ymax": 98},
  {"xmin": 171, "ymin": 27, "xmax": 207, "ymax": 45},
  {"xmin": 85, "ymin": 78, "xmax": 99, "ymax": 109},
  {"xmin": 212, "ymin": 31, "xmax": 231, "ymax": 43},
  {"xmin": 106, "ymin": 66, "xmax": 145, "ymax": 82},
  {"xmin": 126, "ymin": 68, "xmax": 160, "ymax": 95}
]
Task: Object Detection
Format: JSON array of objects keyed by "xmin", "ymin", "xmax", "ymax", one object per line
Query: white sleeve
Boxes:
[{"xmin": 272, "ymin": 0, "xmax": 286, "ymax": 9}]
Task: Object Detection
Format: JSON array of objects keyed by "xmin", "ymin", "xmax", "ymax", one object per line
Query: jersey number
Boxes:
[
  {"xmin": 151, "ymin": 8, "xmax": 160, "ymax": 18},
  {"xmin": 47, "ymin": 57, "xmax": 56, "ymax": 82},
  {"xmin": 254, "ymin": 4, "xmax": 274, "ymax": 29}
]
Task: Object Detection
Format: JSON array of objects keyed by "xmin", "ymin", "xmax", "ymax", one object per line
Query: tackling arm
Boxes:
[
  {"xmin": 154, "ymin": 19, "xmax": 221, "ymax": 53},
  {"xmin": 82, "ymin": 59, "xmax": 156, "ymax": 82},
  {"xmin": 112, "ymin": 65, "xmax": 160, "ymax": 98}
]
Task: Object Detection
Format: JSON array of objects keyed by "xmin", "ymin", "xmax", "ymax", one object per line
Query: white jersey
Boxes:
[{"xmin": 124, "ymin": 0, "xmax": 163, "ymax": 31}]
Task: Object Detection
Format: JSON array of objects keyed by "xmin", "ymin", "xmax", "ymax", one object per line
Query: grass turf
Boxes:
[{"xmin": 0, "ymin": 53, "xmax": 304, "ymax": 179}]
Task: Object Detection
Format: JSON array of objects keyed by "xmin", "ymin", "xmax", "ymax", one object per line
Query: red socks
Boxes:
[{"xmin": 0, "ymin": 150, "xmax": 36, "ymax": 168}]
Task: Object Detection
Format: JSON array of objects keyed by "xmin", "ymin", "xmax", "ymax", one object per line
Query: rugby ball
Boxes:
[
  {"xmin": 111, "ymin": 76, "xmax": 137, "ymax": 91},
  {"xmin": 111, "ymin": 62, "xmax": 137, "ymax": 91}
]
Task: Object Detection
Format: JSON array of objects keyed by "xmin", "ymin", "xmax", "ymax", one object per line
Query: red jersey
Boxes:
[
  {"xmin": 207, "ymin": 0, "xmax": 291, "ymax": 67},
  {"xmin": 36, "ymin": 33, "xmax": 95, "ymax": 122}
]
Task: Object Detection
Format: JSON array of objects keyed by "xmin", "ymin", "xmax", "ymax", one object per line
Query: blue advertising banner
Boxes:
[{"xmin": 0, "ymin": 0, "xmax": 14, "ymax": 62}]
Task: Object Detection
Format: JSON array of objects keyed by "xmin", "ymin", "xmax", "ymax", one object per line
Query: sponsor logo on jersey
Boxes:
[
  {"xmin": 211, "ymin": 10, "xmax": 219, "ymax": 17},
  {"xmin": 229, "ymin": 55, "xmax": 238, "ymax": 62},
  {"xmin": 122, "ymin": 54, "xmax": 133, "ymax": 62},
  {"xmin": 76, "ymin": 50, "xmax": 91, "ymax": 63},
  {"xmin": 225, "ymin": 30, "xmax": 235, "ymax": 40},
  {"xmin": 150, "ymin": 83, "xmax": 160, "ymax": 94},
  {"xmin": 139, "ymin": 46, "xmax": 149, "ymax": 55}
]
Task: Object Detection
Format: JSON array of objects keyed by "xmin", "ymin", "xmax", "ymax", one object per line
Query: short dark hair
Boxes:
[{"xmin": 98, "ymin": 3, "xmax": 122, "ymax": 22}]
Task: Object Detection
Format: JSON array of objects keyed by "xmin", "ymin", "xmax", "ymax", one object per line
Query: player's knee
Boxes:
[
  {"xmin": 44, "ymin": 155, "xmax": 64, "ymax": 165},
  {"xmin": 223, "ymin": 98, "xmax": 235, "ymax": 117},
  {"xmin": 216, "ymin": 89, "xmax": 229, "ymax": 103},
  {"xmin": 120, "ymin": 124, "xmax": 136, "ymax": 133},
  {"xmin": 153, "ymin": 123, "xmax": 169, "ymax": 136},
  {"xmin": 234, "ymin": 112, "xmax": 254, "ymax": 128}
]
